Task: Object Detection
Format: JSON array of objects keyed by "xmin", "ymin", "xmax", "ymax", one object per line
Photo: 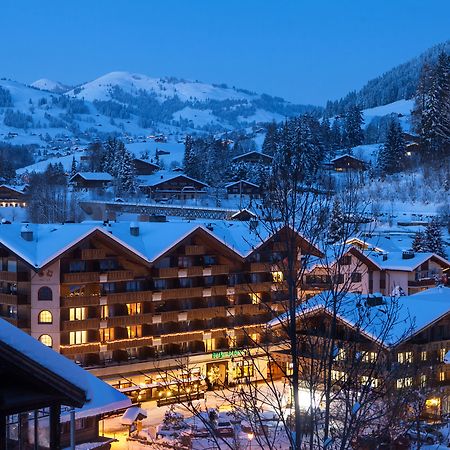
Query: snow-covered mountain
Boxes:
[{"xmin": 31, "ymin": 78, "xmax": 72, "ymax": 94}]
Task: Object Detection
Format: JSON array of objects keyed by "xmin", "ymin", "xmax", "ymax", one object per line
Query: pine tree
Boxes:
[
  {"xmin": 412, "ymin": 231, "xmax": 426, "ymax": 252},
  {"xmin": 328, "ymin": 199, "xmax": 345, "ymax": 243},
  {"xmin": 70, "ymin": 156, "xmax": 77, "ymax": 178},
  {"xmin": 343, "ymin": 105, "xmax": 364, "ymax": 149},
  {"xmin": 330, "ymin": 119, "xmax": 342, "ymax": 152},
  {"xmin": 117, "ymin": 149, "xmax": 136, "ymax": 195},
  {"xmin": 377, "ymin": 120, "xmax": 406, "ymax": 175},
  {"xmin": 262, "ymin": 121, "xmax": 279, "ymax": 156},
  {"xmin": 183, "ymin": 135, "xmax": 196, "ymax": 176},
  {"xmin": 424, "ymin": 218, "xmax": 447, "ymax": 257}
]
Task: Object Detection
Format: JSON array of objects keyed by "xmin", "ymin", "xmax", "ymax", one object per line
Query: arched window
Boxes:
[
  {"xmin": 38, "ymin": 310, "xmax": 53, "ymax": 324},
  {"xmin": 38, "ymin": 286, "xmax": 53, "ymax": 301},
  {"xmin": 39, "ymin": 334, "xmax": 52, "ymax": 347}
]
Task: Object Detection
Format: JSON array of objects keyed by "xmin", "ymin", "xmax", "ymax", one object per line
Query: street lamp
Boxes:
[{"xmin": 247, "ymin": 432, "xmax": 254, "ymax": 449}]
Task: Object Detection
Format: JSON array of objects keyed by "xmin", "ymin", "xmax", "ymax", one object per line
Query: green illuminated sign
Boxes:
[{"xmin": 212, "ymin": 349, "xmax": 245, "ymax": 359}]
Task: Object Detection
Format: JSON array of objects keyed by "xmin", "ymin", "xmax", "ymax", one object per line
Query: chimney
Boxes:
[
  {"xmin": 130, "ymin": 222, "xmax": 139, "ymax": 236},
  {"xmin": 21, "ymin": 225, "xmax": 33, "ymax": 241},
  {"xmin": 402, "ymin": 250, "xmax": 415, "ymax": 260}
]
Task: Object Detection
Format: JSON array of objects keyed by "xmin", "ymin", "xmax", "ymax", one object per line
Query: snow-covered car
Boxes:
[
  {"xmin": 419, "ymin": 424, "xmax": 444, "ymax": 442},
  {"xmin": 405, "ymin": 427, "xmax": 438, "ymax": 444},
  {"xmin": 215, "ymin": 420, "xmax": 234, "ymax": 437}
]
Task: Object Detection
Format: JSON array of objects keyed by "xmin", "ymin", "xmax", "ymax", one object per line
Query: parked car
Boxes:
[
  {"xmin": 419, "ymin": 424, "xmax": 444, "ymax": 442},
  {"xmin": 215, "ymin": 420, "xmax": 234, "ymax": 437},
  {"xmin": 405, "ymin": 427, "xmax": 437, "ymax": 444}
]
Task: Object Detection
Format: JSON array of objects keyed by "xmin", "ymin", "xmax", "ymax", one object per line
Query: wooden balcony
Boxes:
[
  {"xmin": 60, "ymin": 343, "xmax": 100, "ymax": 356},
  {"xmin": 210, "ymin": 285, "xmax": 228, "ymax": 296},
  {"xmin": 158, "ymin": 267, "xmax": 180, "ymax": 278},
  {"xmin": 62, "ymin": 318, "xmax": 101, "ymax": 331},
  {"xmin": 161, "ymin": 287, "xmax": 204, "ymax": 300},
  {"xmin": 250, "ymin": 262, "xmax": 269, "ymax": 273},
  {"xmin": 0, "ymin": 293, "xmax": 18, "ymax": 305},
  {"xmin": 107, "ymin": 313, "xmax": 153, "ymax": 327},
  {"xmin": 185, "ymin": 245, "xmax": 205, "ymax": 256},
  {"xmin": 408, "ymin": 278, "xmax": 437, "ymax": 287},
  {"xmin": 210, "ymin": 265, "xmax": 230, "ymax": 275},
  {"xmin": 106, "ymin": 290, "xmax": 153, "ymax": 304},
  {"xmin": 107, "ymin": 336, "xmax": 153, "ymax": 351},
  {"xmin": 0, "ymin": 271, "xmax": 17, "ymax": 282},
  {"xmin": 81, "ymin": 248, "xmax": 106, "ymax": 260},
  {"xmin": 234, "ymin": 282, "xmax": 274, "ymax": 294},
  {"xmin": 63, "ymin": 272, "xmax": 100, "ymax": 284},
  {"xmin": 104, "ymin": 270, "xmax": 134, "ymax": 282},
  {"xmin": 162, "ymin": 331, "xmax": 203, "ymax": 344},
  {"xmin": 61, "ymin": 295, "xmax": 101, "ymax": 307}
]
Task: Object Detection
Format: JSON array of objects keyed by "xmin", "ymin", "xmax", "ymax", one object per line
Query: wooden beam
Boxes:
[{"xmin": 49, "ymin": 405, "xmax": 61, "ymax": 450}]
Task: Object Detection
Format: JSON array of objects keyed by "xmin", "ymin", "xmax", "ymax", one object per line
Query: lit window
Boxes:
[
  {"xmin": 362, "ymin": 351, "xmax": 377, "ymax": 363},
  {"xmin": 100, "ymin": 328, "xmax": 114, "ymax": 342},
  {"xmin": 421, "ymin": 351, "xmax": 427, "ymax": 361},
  {"xmin": 361, "ymin": 376, "xmax": 379, "ymax": 388},
  {"xmin": 235, "ymin": 360, "xmax": 254, "ymax": 379},
  {"xmin": 271, "ymin": 271, "xmax": 284, "ymax": 283},
  {"xmin": 204, "ymin": 338, "xmax": 215, "ymax": 352},
  {"xmin": 127, "ymin": 325, "xmax": 142, "ymax": 339},
  {"xmin": 396, "ymin": 377, "xmax": 413, "ymax": 389},
  {"xmin": 331, "ymin": 370, "xmax": 347, "ymax": 382},
  {"xmin": 100, "ymin": 305, "xmax": 109, "ymax": 320},
  {"xmin": 336, "ymin": 348, "xmax": 346, "ymax": 361},
  {"xmin": 69, "ymin": 307, "xmax": 86, "ymax": 321},
  {"xmin": 70, "ymin": 330, "xmax": 87, "ymax": 345},
  {"xmin": 127, "ymin": 303, "xmax": 142, "ymax": 315},
  {"xmin": 39, "ymin": 334, "xmax": 52, "ymax": 347},
  {"xmin": 397, "ymin": 352, "xmax": 413, "ymax": 364},
  {"xmin": 440, "ymin": 348, "xmax": 446, "ymax": 362},
  {"xmin": 420, "ymin": 375, "xmax": 427, "ymax": 387},
  {"xmin": 249, "ymin": 293, "xmax": 261, "ymax": 304},
  {"xmin": 38, "ymin": 310, "xmax": 53, "ymax": 324},
  {"xmin": 38, "ymin": 286, "xmax": 53, "ymax": 301},
  {"xmin": 440, "ymin": 372, "xmax": 446, "ymax": 382}
]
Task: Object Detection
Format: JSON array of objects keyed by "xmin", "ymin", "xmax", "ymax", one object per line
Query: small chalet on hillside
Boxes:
[
  {"xmin": 329, "ymin": 154, "xmax": 367, "ymax": 172},
  {"xmin": 139, "ymin": 172, "xmax": 209, "ymax": 200},
  {"xmin": 132, "ymin": 158, "xmax": 159, "ymax": 176},
  {"xmin": 231, "ymin": 151, "xmax": 273, "ymax": 166},
  {"xmin": 0, "ymin": 317, "xmax": 130, "ymax": 449},
  {"xmin": 0, "ymin": 185, "xmax": 27, "ymax": 207},
  {"xmin": 69, "ymin": 172, "xmax": 113, "ymax": 190},
  {"xmin": 225, "ymin": 180, "xmax": 260, "ymax": 199}
]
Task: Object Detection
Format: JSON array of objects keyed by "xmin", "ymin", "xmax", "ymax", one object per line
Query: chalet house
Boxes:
[
  {"xmin": 306, "ymin": 238, "xmax": 450, "ymax": 296},
  {"xmin": 0, "ymin": 185, "xmax": 27, "ymax": 208},
  {"xmin": 231, "ymin": 151, "xmax": 273, "ymax": 166},
  {"xmin": 0, "ymin": 221, "xmax": 321, "ymax": 401},
  {"xmin": 330, "ymin": 154, "xmax": 367, "ymax": 172},
  {"xmin": 70, "ymin": 172, "xmax": 113, "ymax": 190},
  {"xmin": 138, "ymin": 172, "xmax": 209, "ymax": 200},
  {"xmin": 270, "ymin": 287, "xmax": 450, "ymax": 418},
  {"xmin": 225, "ymin": 180, "xmax": 260, "ymax": 200},
  {"xmin": 132, "ymin": 158, "xmax": 159, "ymax": 176},
  {"xmin": 0, "ymin": 317, "xmax": 130, "ymax": 449}
]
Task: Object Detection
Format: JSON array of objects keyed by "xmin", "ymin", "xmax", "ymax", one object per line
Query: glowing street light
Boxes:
[{"xmin": 247, "ymin": 432, "xmax": 254, "ymax": 449}]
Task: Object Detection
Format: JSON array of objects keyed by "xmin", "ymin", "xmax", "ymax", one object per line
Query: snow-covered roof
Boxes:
[
  {"xmin": 330, "ymin": 154, "xmax": 366, "ymax": 163},
  {"xmin": 138, "ymin": 171, "xmax": 208, "ymax": 188},
  {"xmin": 231, "ymin": 151, "xmax": 273, "ymax": 162},
  {"xmin": 0, "ymin": 184, "xmax": 27, "ymax": 195},
  {"xmin": 369, "ymin": 251, "xmax": 450, "ymax": 271},
  {"xmin": 0, "ymin": 317, "xmax": 130, "ymax": 420},
  {"xmin": 70, "ymin": 172, "xmax": 113, "ymax": 182},
  {"xmin": 225, "ymin": 180, "xmax": 260, "ymax": 189},
  {"xmin": 0, "ymin": 220, "xmax": 278, "ymax": 268},
  {"xmin": 269, "ymin": 287, "xmax": 450, "ymax": 348}
]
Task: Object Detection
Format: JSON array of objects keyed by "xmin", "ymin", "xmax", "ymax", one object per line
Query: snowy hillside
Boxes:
[{"xmin": 31, "ymin": 78, "xmax": 71, "ymax": 94}]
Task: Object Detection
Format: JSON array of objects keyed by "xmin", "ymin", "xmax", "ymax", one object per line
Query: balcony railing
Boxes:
[
  {"xmin": 61, "ymin": 295, "xmax": 101, "ymax": 307},
  {"xmin": 0, "ymin": 271, "xmax": 17, "ymax": 282},
  {"xmin": 63, "ymin": 272, "xmax": 100, "ymax": 283},
  {"xmin": 185, "ymin": 245, "xmax": 205, "ymax": 256},
  {"xmin": 104, "ymin": 270, "xmax": 135, "ymax": 282},
  {"xmin": 62, "ymin": 318, "xmax": 101, "ymax": 331},
  {"xmin": 106, "ymin": 290, "xmax": 153, "ymax": 304},
  {"xmin": 81, "ymin": 248, "xmax": 106, "ymax": 260},
  {"xmin": 60, "ymin": 343, "xmax": 100, "ymax": 356}
]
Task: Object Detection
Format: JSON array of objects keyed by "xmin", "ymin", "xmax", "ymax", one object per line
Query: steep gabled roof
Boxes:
[
  {"xmin": 0, "ymin": 317, "xmax": 130, "ymax": 418},
  {"xmin": 225, "ymin": 180, "xmax": 260, "ymax": 189},
  {"xmin": 231, "ymin": 151, "xmax": 273, "ymax": 163},
  {"xmin": 70, "ymin": 172, "xmax": 113, "ymax": 182}
]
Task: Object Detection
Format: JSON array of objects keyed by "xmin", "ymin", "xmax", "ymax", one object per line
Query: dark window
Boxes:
[
  {"xmin": 99, "ymin": 259, "xmax": 119, "ymax": 271},
  {"xmin": 69, "ymin": 261, "xmax": 86, "ymax": 273},
  {"xmin": 101, "ymin": 282, "xmax": 116, "ymax": 294},
  {"xmin": 203, "ymin": 255, "xmax": 216, "ymax": 266},
  {"xmin": 351, "ymin": 272, "xmax": 362, "ymax": 283},
  {"xmin": 154, "ymin": 279, "xmax": 167, "ymax": 290},
  {"xmin": 179, "ymin": 278, "xmax": 193, "ymax": 288},
  {"xmin": 38, "ymin": 286, "xmax": 53, "ymax": 301},
  {"xmin": 340, "ymin": 256, "xmax": 352, "ymax": 266},
  {"xmin": 332, "ymin": 274, "xmax": 344, "ymax": 284},
  {"xmin": 126, "ymin": 280, "xmax": 142, "ymax": 292}
]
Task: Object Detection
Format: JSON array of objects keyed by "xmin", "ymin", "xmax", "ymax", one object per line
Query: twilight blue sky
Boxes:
[{"xmin": 0, "ymin": 0, "xmax": 449, "ymax": 105}]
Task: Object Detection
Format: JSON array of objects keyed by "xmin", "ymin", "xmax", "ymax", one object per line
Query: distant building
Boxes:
[
  {"xmin": 225, "ymin": 180, "xmax": 260, "ymax": 200},
  {"xmin": 329, "ymin": 154, "xmax": 367, "ymax": 172},
  {"xmin": 132, "ymin": 158, "xmax": 159, "ymax": 176},
  {"xmin": 231, "ymin": 151, "xmax": 273, "ymax": 166},
  {"xmin": 0, "ymin": 185, "xmax": 27, "ymax": 207},
  {"xmin": 139, "ymin": 172, "xmax": 209, "ymax": 200},
  {"xmin": 0, "ymin": 317, "xmax": 130, "ymax": 449},
  {"xmin": 69, "ymin": 172, "xmax": 113, "ymax": 190}
]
